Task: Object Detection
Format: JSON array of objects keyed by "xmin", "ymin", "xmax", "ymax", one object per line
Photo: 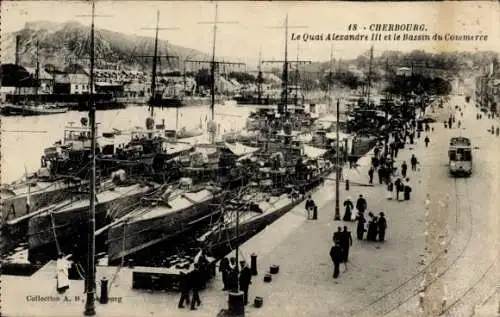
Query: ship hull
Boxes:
[
  {"xmin": 202, "ymin": 195, "xmax": 305, "ymax": 259},
  {"xmin": 152, "ymin": 96, "xmax": 225, "ymax": 108},
  {"xmin": 0, "ymin": 182, "xmax": 82, "ymax": 255},
  {"xmin": 107, "ymin": 191, "xmax": 224, "ymax": 264},
  {"xmin": 27, "ymin": 184, "xmax": 156, "ymax": 262},
  {"xmin": 1, "ymin": 104, "xmax": 67, "ymax": 116},
  {"xmin": 234, "ymin": 96, "xmax": 279, "ymax": 106},
  {"xmin": 199, "ymin": 170, "xmax": 329, "ymax": 259}
]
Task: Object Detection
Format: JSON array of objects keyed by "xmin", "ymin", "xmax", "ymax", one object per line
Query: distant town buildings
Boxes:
[
  {"xmin": 475, "ymin": 59, "xmax": 499, "ymax": 114},
  {"xmin": 1, "ymin": 61, "xmax": 253, "ymax": 102}
]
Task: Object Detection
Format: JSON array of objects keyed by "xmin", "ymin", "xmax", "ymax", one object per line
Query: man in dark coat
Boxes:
[
  {"xmin": 356, "ymin": 195, "xmax": 367, "ymax": 214},
  {"xmin": 190, "ymin": 264, "xmax": 202, "ymax": 310},
  {"xmin": 378, "ymin": 213, "xmax": 387, "ymax": 242},
  {"xmin": 404, "ymin": 179, "xmax": 412, "ymax": 200},
  {"xmin": 410, "ymin": 154, "xmax": 418, "ymax": 171},
  {"xmin": 394, "ymin": 178, "xmax": 402, "ymax": 201},
  {"xmin": 401, "ymin": 161, "xmax": 408, "ymax": 178},
  {"xmin": 424, "ymin": 136, "xmax": 430, "ymax": 147},
  {"xmin": 178, "ymin": 271, "xmax": 191, "ymax": 308},
  {"xmin": 356, "ymin": 213, "xmax": 366, "ymax": 240},
  {"xmin": 377, "ymin": 166, "xmax": 384, "ymax": 184},
  {"xmin": 330, "ymin": 241, "xmax": 343, "ymax": 279},
  {"xmin": 340, "ymin": 226, "xmax": 353, "ymax": 262},
  {"xmin": 368, "ymin": 166, "xmax": 374, "ymax": 184},
  {"xmin": 228, "ymin": 257, "xmax": 238, "ymax": 292},
  {"xmin": 239, "ymin": 261, "xmax": 252, "ymax": 305},
  {"xmin": 219, "ymin": 258, "xmax": 230, "ymax": 291},
  {"xmin": 333, "ymin": 227, "xmax": 342, "ymax": 243},
  {"xmin": 305, "ymin": 196, "xmax": 316, "ymax": 220}
]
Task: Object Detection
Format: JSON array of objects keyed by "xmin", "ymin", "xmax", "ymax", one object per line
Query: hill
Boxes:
[{"xmin": 1, "ymin": 20, "xmax": 210, "ymax": 71}]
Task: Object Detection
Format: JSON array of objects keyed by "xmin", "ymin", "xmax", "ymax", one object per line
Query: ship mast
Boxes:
[
  {"xmin": 149, "ymin": 10, "xmax": 160, "ymax": 118},
  {"xmin": 262, "ymin": 15, "xmax": 310, "ymax": 115},
  {"xmin": 84, "ymin": 0, "xmax": 97, "ymax": 315},
  {"xmin": 328, "ymin": 45, "xmax": 333, "ymax": 113},
  {"xmin": 366, "ymin": 45, "xmax": 374, "ymax": 107},
  {"xmin": 209, "ymin": 4, "xmax": 218, "ymax": 124},
  {"xmin": 283, "ymin": 14, "xmax": 289, "ymax": 113},
  {"xmin": 35, "ymin": 41, "xmax": 40, "ymax": 102},
  {"xmin": 186, "ymin": 3, "xmax": 243, "ymax": 143},
  {"xmin": 257, "ymin": 49, "xmax": 262, "ymax": 104}
]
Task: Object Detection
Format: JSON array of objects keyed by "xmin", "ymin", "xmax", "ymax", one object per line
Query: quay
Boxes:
[{"xmin": 2, "ymin": 96, "xmax": 499, "ymax": 317}]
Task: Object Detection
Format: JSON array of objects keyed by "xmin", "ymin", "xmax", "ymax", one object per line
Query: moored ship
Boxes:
[{"xmin": 27, "ymin": 179, "xmax": 160, "ymax": 262}]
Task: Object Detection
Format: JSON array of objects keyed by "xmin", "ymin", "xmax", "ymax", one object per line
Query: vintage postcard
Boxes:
[{"xmin": 1, "ymin": 1, "xmax": 499, "ymax": 316}]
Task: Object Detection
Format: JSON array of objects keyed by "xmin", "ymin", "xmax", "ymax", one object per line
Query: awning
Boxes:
[
  {"xmin": 303, "ymin": 144, "xmax": 328, "ymax": 159},
  {"xmin": 224, "ymin": 142, "xmax": 260, "ymax": 157}
]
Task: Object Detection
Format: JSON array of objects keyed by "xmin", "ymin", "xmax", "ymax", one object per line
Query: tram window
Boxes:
[
  {"xmin": 449, "ymin": 150, "xmax": 456, "ymax": 160},
  {"xmin": 464, "ymin": 150, "xmax": 472, "ymax": 161},
  {"xmin": 455, "ymin": 148, "xmax": 471, "ymax": 161}
]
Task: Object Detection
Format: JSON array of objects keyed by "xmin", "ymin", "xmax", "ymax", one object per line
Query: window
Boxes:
[{"xmin": 450, "ymin": 148, "xmax": 472, "ymax": 161}]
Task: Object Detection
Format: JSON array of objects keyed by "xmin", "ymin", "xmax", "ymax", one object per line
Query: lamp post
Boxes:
[{"xmin": 334, "ymin": 98, "xmax": 341, "ymax": 221}]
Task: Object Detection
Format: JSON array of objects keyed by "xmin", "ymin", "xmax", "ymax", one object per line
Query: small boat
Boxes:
[
  {"xmin": 1, "ymin": 103, "xmax": 68, "ymax": 116},
  {"xmin": 27, "ymin": 180, "xmax": 160, "ymax": 262}
]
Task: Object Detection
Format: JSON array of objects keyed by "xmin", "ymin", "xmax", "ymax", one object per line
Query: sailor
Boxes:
[{"xmin": 56, "ymin": 253, "xmax": 71, "ymax": 294}]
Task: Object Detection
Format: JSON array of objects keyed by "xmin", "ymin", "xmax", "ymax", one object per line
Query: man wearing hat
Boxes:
[
  {"xmin": 378, "ymin": 212, "xmax": 387, "ymax": 242},
  {"xmin": 239, "ymin": 260, "xmax": 252, "ymax": 305},
  {"xmin": 329, "ymin": 241, "xmax": 343, "ymax": 279}
]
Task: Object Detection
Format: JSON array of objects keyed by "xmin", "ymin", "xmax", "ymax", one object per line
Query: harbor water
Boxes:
[{"xmin": 1, "ymin": 103, "xmax": 254, "ymax": 184}]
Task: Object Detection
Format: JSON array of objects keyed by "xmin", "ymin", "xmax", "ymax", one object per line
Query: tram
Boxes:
[{"xmin": 448, "ymin": 136, "xmax": 472, "ymax": 176}]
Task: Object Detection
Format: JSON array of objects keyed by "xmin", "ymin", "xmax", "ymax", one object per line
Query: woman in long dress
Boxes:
[
  {"xmin": 366, "ymin": 214, "xmax": 378, "ymax": 241},
  {"xmin": 343, "ymin": 197, "xmax": 354, "ymax": 221},
  {"xmin": 356, "ymin": 213, "xmax": 366, "ymax": 240},
  {"xmin": 386, "ymin": 181, "xmax": 394, "ymax": 200}
]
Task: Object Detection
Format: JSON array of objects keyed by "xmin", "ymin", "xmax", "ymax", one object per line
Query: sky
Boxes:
[{"xmin": 1, "ymin": 1, "xmax": 499, "ymax": 67}]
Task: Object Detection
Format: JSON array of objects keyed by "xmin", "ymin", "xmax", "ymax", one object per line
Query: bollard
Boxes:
[
  {"xmin": 345, "ymin": 179, "xmax": 350, "ymax": 191},
  {"xmin": 99, "ymin": 277, "xmax": 108, "ymax": 304},
  {"xmin": 228, "ymin": 291, "xmax": 245, "ymax": 316},
  {"xmin": 250, "ymin": 253, "xmax": 258, "ymax": 276}
]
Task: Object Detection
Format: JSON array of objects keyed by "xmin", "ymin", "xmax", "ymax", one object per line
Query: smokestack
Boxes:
[{"xmin": 15, "ymin": 35, "xmax": 21, "ymax": 65}]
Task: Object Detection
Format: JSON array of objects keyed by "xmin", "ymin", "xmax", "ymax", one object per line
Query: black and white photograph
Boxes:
[{"xmin": 0, "ymin": 1, "xmax": 499, "ymax": 316}]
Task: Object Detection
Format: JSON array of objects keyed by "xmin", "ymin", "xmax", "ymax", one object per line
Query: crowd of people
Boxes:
[{"xmin": 328, "ymin": 113, "xmax": 435, "ymax": 279}]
